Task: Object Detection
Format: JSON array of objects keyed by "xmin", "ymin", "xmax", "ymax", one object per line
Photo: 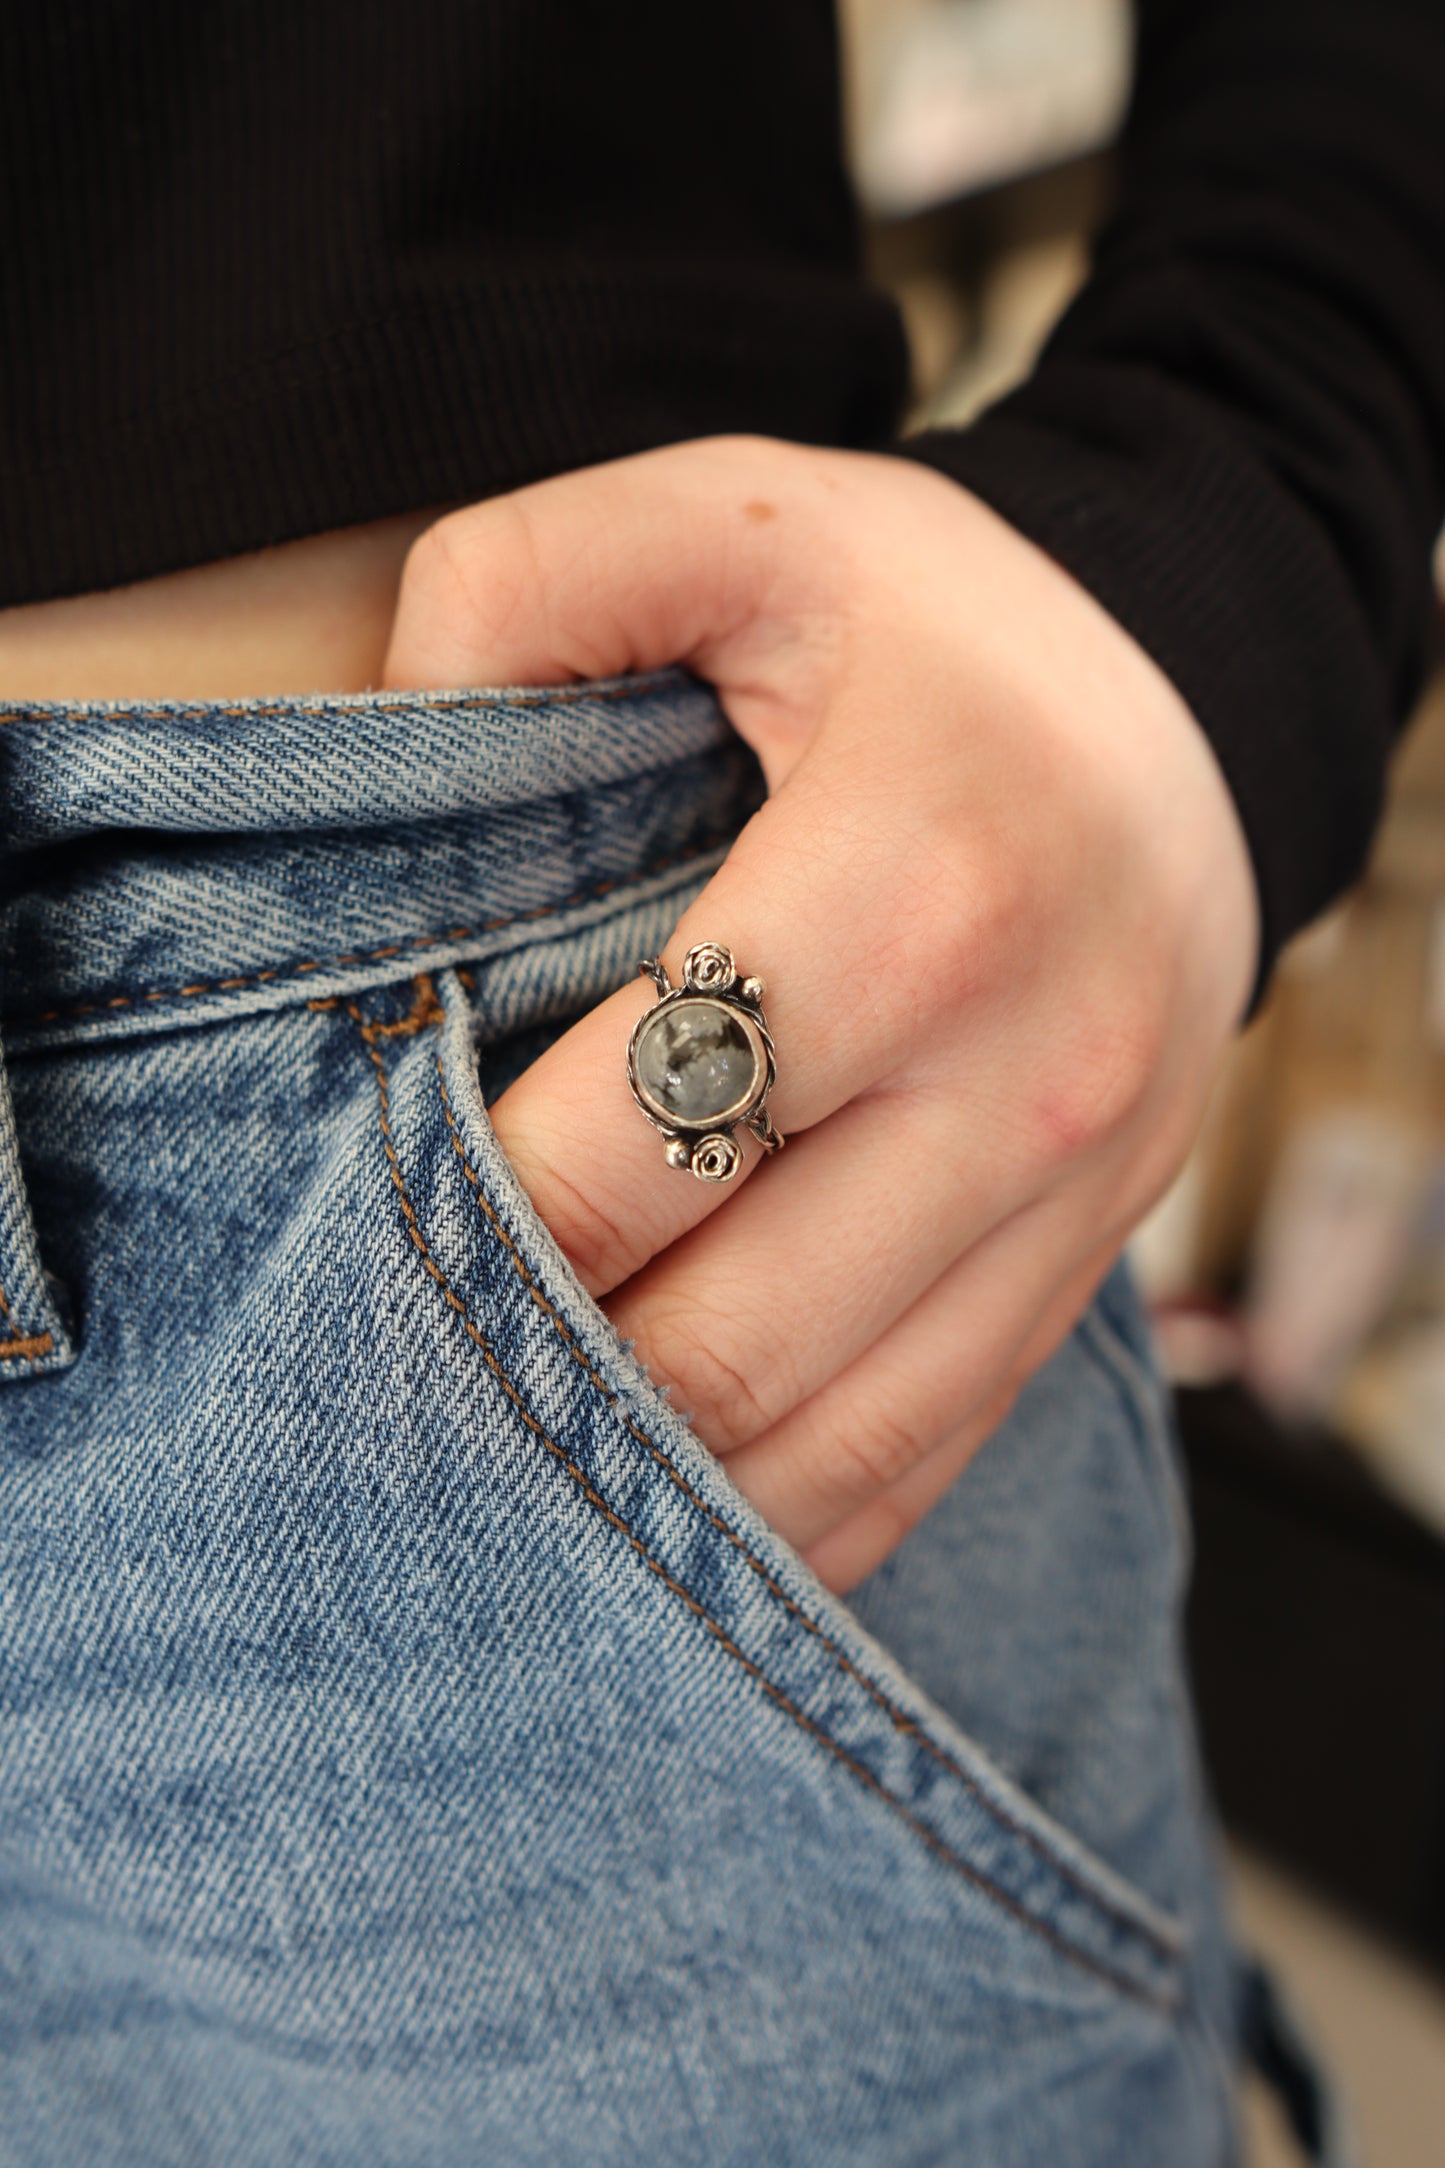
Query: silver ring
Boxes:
[{"xmin": 626, "ymin": 941, "xmax": 785, "ymax": 1181}]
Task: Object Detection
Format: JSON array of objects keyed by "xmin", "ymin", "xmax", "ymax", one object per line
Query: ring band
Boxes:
[{"xmin": 626, "ymin": 941, "xmax": 784, "ymax": 1181}]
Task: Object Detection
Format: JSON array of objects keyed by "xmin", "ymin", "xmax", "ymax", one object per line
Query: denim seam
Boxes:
[
  {"xmin": 424, "ymin": 1028, "xmax": 1185, "ymax": 1996},
  {"xmin": 344, "ymin": 997, "xmax": 1177, "ymax": 2012},
  {"xmin": 0, "ymin": 669, "xmax": 681, "ymax": 730},
  {"xmin": 435, "ymin": 1055, "xmax": 1187, "ymax": 1969},
  {"xmin": 20, "ymin": 832, "xmax": 732, "ymax": 1031},
  {"xmin": 0, "ymin": 1284, "xmax": 54, "ymax": 1368}
]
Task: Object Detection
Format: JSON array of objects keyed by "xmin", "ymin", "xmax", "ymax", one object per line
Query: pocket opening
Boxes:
[{"xmin": 391, "ymin": 961, "xmax": 1192, "ymax": 2014}]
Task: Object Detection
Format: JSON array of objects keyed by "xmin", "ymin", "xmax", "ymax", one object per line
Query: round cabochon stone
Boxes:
[{"xmin": 635, "ymin": 999, "xmax": 761, "ymax": 1125}]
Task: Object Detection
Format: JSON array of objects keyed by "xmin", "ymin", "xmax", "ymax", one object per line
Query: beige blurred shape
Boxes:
[{"xmin": 1233, "ymin": 1848, "xmax": 1445, "ymax": 2168}]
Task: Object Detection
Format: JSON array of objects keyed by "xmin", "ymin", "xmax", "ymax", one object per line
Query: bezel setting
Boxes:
[{"xmin": 626, "ymin": 942, "xmax": 783, "ymax": 1180}]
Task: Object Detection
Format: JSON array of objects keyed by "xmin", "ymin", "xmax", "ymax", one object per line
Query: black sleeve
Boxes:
[{"xmin": 901, "ymin": 0, "xmax": 1445, "ymax": 998}]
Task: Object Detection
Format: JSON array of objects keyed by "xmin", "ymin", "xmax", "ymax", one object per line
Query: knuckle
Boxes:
[
  {"xmin": 550, "ymin": 1204, "xmax": 630, "ymax": 1296},
  {"xmin": 524, "ymin": 1158, "xmax": 638, "ymax": 1294},
  {"xmin": 899, "ymin": 830, "xmax": 1037, "ymax": 1023},
  {"xmin": 1088, "ymin": 996, "xmax": 1166, "ymax": 1130},
  {"xmin": 636, "ymin": 1300, "xmax": 788, "ymax": 1451},
  {"xmin": 399, "ymin": 511, "xmax": 478, "ymax": 613},
  {"xmin": 824, "ymin": 1398, "xmax": 929, "ymax": 1507},
  {"xmin": 1026, "ymin": 994, "xmax": 1164, "ymax": 1168},
  {"xmin": 915, "ymin": 904, "xmax": 992, "ymax": 1019},
  {"xmin": 966, "ymin": 835, "xmax": 1035, "ymax": 960},
  {"xmin": 396, "ymin": 500, "xmax": 539, "ymax": 656}
]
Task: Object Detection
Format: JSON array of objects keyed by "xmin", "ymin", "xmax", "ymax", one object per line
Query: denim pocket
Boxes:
[
  {"xmin": 2, "ymin": 919, "xmax": 1219, "ymax": 2167},
  {"xmin": 404, "ymin": 951, "xmax": 1189, "ymax": 2024},
  {"xmin": 3, "ymin": 672, "xmax": 1230, "ymax": 2160}
]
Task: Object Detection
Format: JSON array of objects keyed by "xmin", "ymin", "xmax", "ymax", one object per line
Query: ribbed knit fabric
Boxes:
[
  {"xmin": 907, "ymin": 0, "xmax": 1445, "ymax": 992},
  {"xmin": 0, "ymin": 5, "xmax": 905, "ymax": 602},
  {"xmin": 4, "ymin": 2, "xmax": 1445, "ymax": 991}
]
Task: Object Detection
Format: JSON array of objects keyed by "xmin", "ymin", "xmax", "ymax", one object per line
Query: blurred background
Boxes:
[{"xmin": 840, "ymin": 4, "xmax": 1445, "ymax": 2161}]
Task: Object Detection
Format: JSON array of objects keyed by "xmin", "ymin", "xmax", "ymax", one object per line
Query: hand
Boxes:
[{"xmin": 383, "ymin": 437, "xmax": 1257, "ymax": 1592}]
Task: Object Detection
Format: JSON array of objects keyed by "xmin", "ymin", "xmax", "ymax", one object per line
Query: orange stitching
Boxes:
[
  {"xmin": 25, "ymin": 832, "xmax": 730, "ymax": 1028},
  {"xmin": 437, "ymin": 1058, "xmax": 1184, "ymax": 1967},
  {"xmin": 345, "ymin": 1003, "xmax": 1173, "ymax": 2012},
  {"xmin": 0, "ymin": 671, "xmax": 684, "ymax": 731},
  {"xmin": 363, "ymin": 975, "xmax": 444, "ymax": 1041},
  {"xmin": 0, "ymin": 1285, "xmax": 53, "ymax": 1365},
  {"xmin": 0, "ymin": 1332, "xmax": 54, "ymax": 1361}
]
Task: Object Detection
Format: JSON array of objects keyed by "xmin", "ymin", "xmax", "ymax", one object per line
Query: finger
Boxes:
[
  {"xmin": 800, "ymin": 1249, "xmax": 1118, "ymax": 1594},
  {"xmin": 724, "ymin": 1198, "xmax": 1123, "ymax": 1553},
  {"xmin": 486, "ymin": 743, "xmax": 1020, "ymax": 1296},
  {"xmin": 384, "ymin": 442, "xmax": 766, "ymax": 686},
  {"xmin": 602, "ymin": 1084, "xmax": 1049, "ymax": 1451},
  {"xmin": 803, "ymin": 1388, "xmax": 1020, "ymax": 1596},
  {"xmin": 389, "ymin": 442, "xmax": 1047, "ymax": 1313},
  {"xmin": 382, "ymin": 438, "xmax": 854, "ymax": 791}
]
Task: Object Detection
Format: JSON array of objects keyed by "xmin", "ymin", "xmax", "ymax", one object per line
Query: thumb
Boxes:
[
  {"xmin": 380, "ymin": 433, "xmax": 923, "ymax": 1304},
  {"xmin": 381, "ymin": 437, "xmax": 848, "ymax": 786}
]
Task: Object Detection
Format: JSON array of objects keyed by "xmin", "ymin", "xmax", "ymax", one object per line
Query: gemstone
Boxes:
[{"xmin": 633, "ymin": 999, "xmax": 761, "ymax": 1125}]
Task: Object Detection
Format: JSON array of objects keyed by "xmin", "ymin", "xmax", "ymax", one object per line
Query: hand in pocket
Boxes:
[{"xmin": 384, "ymin": 437, "xmax": 1255, "ymax": 1590}]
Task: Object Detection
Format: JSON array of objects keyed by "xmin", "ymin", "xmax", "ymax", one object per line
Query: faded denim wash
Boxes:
[{"xmin": 0, "ymin": 670, "xmax": 1258, "ymax": 2162}]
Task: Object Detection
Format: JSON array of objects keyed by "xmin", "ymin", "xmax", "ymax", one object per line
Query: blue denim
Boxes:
[{"xmin": 1, "ymin": 670, "xmax": 1251, "ymax": 2163}]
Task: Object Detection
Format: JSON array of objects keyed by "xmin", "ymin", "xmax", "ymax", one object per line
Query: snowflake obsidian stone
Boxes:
[
  {"xmin": 634, "ymin": 1002, "xmax": 759, "ymax": 1124},
  {"xmin": 627, "ymin": 942, "xmax": 783, "ymax": 1180}
]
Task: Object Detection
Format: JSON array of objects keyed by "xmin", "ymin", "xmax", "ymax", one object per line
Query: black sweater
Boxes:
[{"xmin": 3, "ymin": 2, "xmax": 1444, "ymax": 987}]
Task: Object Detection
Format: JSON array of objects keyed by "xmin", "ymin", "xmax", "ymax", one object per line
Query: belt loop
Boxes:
[{"xmin": 0, "ymin": 1034, "xmax": 75, "ymax": 1383}]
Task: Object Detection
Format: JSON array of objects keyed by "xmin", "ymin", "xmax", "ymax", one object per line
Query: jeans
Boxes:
[{"xmin": 0, "ymin": 669, "xmax": 1274, "ymax": 2163}]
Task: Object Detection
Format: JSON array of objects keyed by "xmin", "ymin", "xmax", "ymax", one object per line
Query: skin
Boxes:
[
  {"xmin": 0, "ymin": 507, "xmax": 444, "ymax": 700},
  {"xmin": 379, "ymin": 436, "xmax": 1260, "ymax": 1592},
  {"xmin": 2, "ymin": 437, "xmax": 1256, "ymax": 1591}
]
